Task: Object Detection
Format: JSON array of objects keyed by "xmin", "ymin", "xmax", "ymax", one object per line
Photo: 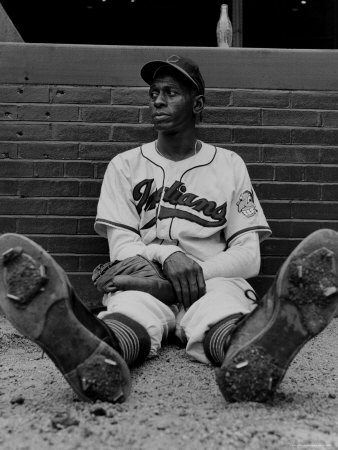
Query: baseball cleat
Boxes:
[
  {"xmin": 0, "ymin": 233, "xmax": 131, "ymax": 403},
  {"xmin": 216, "ymin": 228, "xmax": 338, "ymax": 403}
]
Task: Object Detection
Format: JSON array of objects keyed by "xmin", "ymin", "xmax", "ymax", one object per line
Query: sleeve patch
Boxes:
[{"xmin": 236, "ymin": 189, "xmax": 257, "ymax": 218}]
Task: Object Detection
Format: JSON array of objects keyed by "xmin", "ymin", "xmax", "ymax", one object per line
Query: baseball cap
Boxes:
[{"xmin": 140, "ymin": 54, "xmax": 205, "ymax": 96}]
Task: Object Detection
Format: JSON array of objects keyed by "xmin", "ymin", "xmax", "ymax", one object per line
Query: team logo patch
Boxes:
[{"xmin": 236, "ymin": 190, "xmax": 257, "ymax": 218}]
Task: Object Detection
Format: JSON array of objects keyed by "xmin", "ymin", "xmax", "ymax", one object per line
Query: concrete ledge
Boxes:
[{"xmin": 1, "ymin": 43, "xmax": 338, "ymax": 90}]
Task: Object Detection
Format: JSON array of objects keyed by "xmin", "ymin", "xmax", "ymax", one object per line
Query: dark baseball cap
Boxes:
[{"xmin": 141, "ymin": 54, "xmax": 205, "ymax": 96}]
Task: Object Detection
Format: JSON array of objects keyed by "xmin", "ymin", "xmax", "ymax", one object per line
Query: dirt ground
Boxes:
[{"xmin": 0, "ymin": 313, "xmax": 338, "ymax": 450}]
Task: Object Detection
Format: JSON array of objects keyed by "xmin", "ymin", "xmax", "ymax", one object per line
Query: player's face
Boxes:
[{"xmin": 148, "ymin": 74, "xmax": 198, "ymax": 133}]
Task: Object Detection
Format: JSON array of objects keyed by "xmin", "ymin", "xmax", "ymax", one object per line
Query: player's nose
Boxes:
[{"xmin": 153, "ymin": 91, "xmax": 166, "ymax": 107}]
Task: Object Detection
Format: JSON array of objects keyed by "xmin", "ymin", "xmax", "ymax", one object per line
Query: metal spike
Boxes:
[
  {"xmin": 268, "ymin": 377, "xmax": 273, "ymax": 391},
  {"xmin": 105, "ymin": 358, "xmax": 117, "ymax": 366},
  {"xmin": 323, "ymin": 286, "xmax": 337, "ymax": 297},
  {"xmin": 235, "ymin": 360, "xmax": 248, "ymax": 369},
  {"xmin": 112, "ymin": 391, "xmax": 125, "ymax": 403},
  {"xmin": 81, "ymin": 377, "xmax": 90, "ymax": 391},
  {"xmin": 7, "ymin": 293, "xmax": 20, "ymax": 302},
  {"xmin": 39, "ymin": 265, "xmax": 46, "ymax": 278},
  {"xmin": 297, "ymin": 265, "xmax": 303, "ymax": 279}
]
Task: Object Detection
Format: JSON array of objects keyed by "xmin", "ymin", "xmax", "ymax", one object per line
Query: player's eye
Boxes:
[
  {"xmin": 166, "ymin": 88, "xmax": 177, "ymax": 97},
  {"xmin": 149, "ymin": 90, "xmax": 159, "ymax": 100}
]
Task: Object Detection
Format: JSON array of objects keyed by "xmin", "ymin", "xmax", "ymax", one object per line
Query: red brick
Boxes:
[
  {"xmin": 79, "ymin": 143, "xmax": 132, "ymax": 160},
  {"xmin": 246, "ymin": 164, "xmax": 274, "ymax": 180},
  {"xmin": 52, "ymin": 123, "xmax": 111, "ymax": 141},
  {"xmin": 292, "ymin": 221, "xmax": 338, "ymax": 235},
  {"xmin": 47, "ymin": 236, "xmax": 108, "ymax": 254},
  {"xmin": 81, "ymin": 106, "xmax": 138, "ymax": 123},
  {"xmin": 0, "ymin": 86, "xmax": 49, "ymax": 103},
  {"xmin": 291, "ymin": 91, "xmax": 338, "ymax": 110},
  {"xmin": 50, "ymin": 86, "xmax": 111, "ymax": 104},
  {"xmin": 0, "ymin": 198, "xmax": 47, "ymax": 214},
  {"xmin": 64, "ymin": 162, "xmax": 94, "ymax": 178},
  {"xmin": 19, "ymin": 180, "xmax": 79, "ymax": 197},
  {"xmin": 78, "ymin": 218, "xmax": 96, "ymax": 235},
  {"xmin": 79, "ymin": 181, "xmax": 102, "ymax": 197},
  {"xmin": 260, "ymin": 200, "xmax": 292, "ymax": 218},
  {"xmin": 196, "ymin": 125, "xmax": 232, "ymax": 143},
  {"xmin": 17, "ymin": 218, "xmax": 78, "ymax": 234},
  {"xmin": 0, "ymin": 161, "xmax": 34, "ymax": 177},
  {"xmin": 222, "ymin": 144, "xmax": 261, "ymax": 163},
  {"xmin": 305, "ymin": 166, "xmax": 338, "ymax": 182},
  {"xmin": 0, "ymin": 123, "xmax": 52, "ymax": 140},
  {"xmin": 95, "ymin": 162, "xmax": 109, "ymax": 179},
  {"xmin": 0, "ymin": 143, "xmax": 17, "ymax": 158},
  {"xmin": 275, "ymin": 165, "xmax": 304, "ymax": 182},
  {"xmin": 204, "ymin": 89, "xmax": 232, "ymax": 107},
  {"xmin": 0, "ymin": 217, "xmax": 16, "ymax": 233},
  {"xmin": 292, "ymin": 128, "xmax": 338, "ymax": 145},
  {"xmin": 268, "ymin": 219, "xmax": 293, "ymax": 237},
  {"xmin": 0, "ymin": 105, "xmax": 17, "ymax": 120},
  {"xmin": 321, "ymin": 185, "xmax": 338, "ymax": 201},
  {"xmin": 79, "ymin": 255, "xmax": 108, "ymax": 271},
  {"xmin": 261, "ymin": 237, "xmax": 299, "ymax": 256},
  {"xmin": 47, "ymin": 199, "xmax": 98, "ymax": 216},
  {"xmin": 262, "ymin": 109, "xmax": 319, "ymax": 127},
  {"xmin": 111, "ymin": 88, "xmax": 149, "ymax": 106},
  {"xmin": 18, "ymin": 105, "xmax": 79, "ymax": 121},
  {"xmin": 203, "ymin": 108, "xmax": 261, "ymax": 125},
  {"xmin": 19, "ymin": 143, "xmax": 78, "ymax": 160},
  {"xmin": 262, "ymin": 145, "xmax": 319, "ymax": 163},
  {"xmin": 34, "ymin": 161, "xmax": 64, "ymax": 177},
  {"xmin": 260, "ymin": 256, "xmax": 285, "ymax": 275},
  {"xmin": 233, "ymin": 90, "xmax": 290, "ymax": 108},
  {"xmin": 233, "ymin": 127, "xmax": 291, "ymax": 144},
  {"xmin": 139, "ymin": 107, "xmax": 151, "ymax": 124},
  {"xmin": 320, "ymin": 147, "xmax": 338, "ymax": 164},
  {"xmin": 254, "ymin": 182, "xmax": 320, "ymax": 200},
  {"xmin": 267, "ymin": 219, "xmax": 338, "ymax": 237},
  {"xmin": 53, "ymin": 255, "xmax": 79, "ymax": 271},
  {"xmin": 291, "ymin": 201, "xmax": 338, "ymax": 220},
  {"xmin": 27, "ymin": 236, "xmax": 49, "ymax": 249},
  {"xmin": 0, "ymin": 180, "xmax": 18, "ymax": 195},
  {"xmin": 112, "ymin": 124, "xmax": 154, "ymax": 141},
  {"xmin": 321, "ymin": 111, "xmax": 338, "ymax": 127}
]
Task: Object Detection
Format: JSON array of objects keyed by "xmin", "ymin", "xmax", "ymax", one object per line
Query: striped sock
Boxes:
[
  {"xmin": 203, "ymin": 313, "xmax": 244, "ymax": 366},
  {"xmin": 102, "ymin": 313, "xmax": 151, "ymax": 367}
]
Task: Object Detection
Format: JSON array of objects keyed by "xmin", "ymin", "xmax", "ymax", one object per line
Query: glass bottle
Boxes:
[{"xmin": 216, "ymin": 4, "xmax": 233, "ymax": 48}]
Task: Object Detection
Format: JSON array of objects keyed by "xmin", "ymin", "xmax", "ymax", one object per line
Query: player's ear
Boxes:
[{"xmin": 193, "ymin": 94, "xmax": 205, "ymax": 115}]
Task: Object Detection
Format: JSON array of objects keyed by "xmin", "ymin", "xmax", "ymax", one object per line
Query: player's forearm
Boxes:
[
  {"xmin": 107, "ymin": 226, "xmax": 182, "ymax": 264},
  {"xmin": 199, "ymin": 232, "xmax": 261, "ymax": 280}
]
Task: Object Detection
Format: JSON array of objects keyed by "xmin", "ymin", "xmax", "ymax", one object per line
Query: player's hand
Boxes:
[{"xmin": 162, "ymin": 252, "xmax": 206, "ymax": 309}]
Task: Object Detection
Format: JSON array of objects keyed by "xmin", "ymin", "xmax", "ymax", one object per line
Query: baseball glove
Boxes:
[{"xmin": 92, "ymin": 255, "xmax": 177, "ymax": 305}]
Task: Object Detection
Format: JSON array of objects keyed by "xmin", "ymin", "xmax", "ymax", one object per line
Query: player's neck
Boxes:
[{"xmin": 156, "ymin": 134, "xmax": 201, "ymax": 161}]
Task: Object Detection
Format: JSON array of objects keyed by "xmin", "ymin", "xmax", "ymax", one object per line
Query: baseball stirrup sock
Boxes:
[
  {"xmin": 102, "ymin": 313, "xmax": 151, "ymax": 367},
  {"xmin": 203, "ymin": 313, "xmax": 244, "ymax": 366}
]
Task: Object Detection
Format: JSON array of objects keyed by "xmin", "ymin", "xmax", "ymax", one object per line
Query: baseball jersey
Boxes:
[{"xmin": 95, "ymin": 141, "xmax": 271, "ymax": 262}]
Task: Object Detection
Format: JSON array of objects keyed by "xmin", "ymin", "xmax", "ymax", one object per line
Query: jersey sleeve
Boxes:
[
  {"xmin": 225, "ymin": 152, "xmax": 271, "ymax": 245},
  {"xmin": 94, "ymin": 158, "xmax": 141, "ymax": 238}
]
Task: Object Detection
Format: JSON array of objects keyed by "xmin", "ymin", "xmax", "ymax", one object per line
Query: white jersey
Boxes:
[{"xmin": 95, "ymin": 141, "xmax": 271, "ymax": 262}]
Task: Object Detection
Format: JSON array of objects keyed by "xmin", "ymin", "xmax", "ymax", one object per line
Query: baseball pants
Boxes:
[{"xmin": 98, "ymin": 277, "xmax": 257, "ymax": 364}]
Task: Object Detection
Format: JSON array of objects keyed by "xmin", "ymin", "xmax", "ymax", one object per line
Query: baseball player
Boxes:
[{"xmin": 0, "ymin": 55, "xmax": 337, "ymax": 404}]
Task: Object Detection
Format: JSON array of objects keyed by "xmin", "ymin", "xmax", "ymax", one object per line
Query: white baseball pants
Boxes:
[{"xmin": 98, "ymin": 277, "xmax": 256, "ymax": 364}]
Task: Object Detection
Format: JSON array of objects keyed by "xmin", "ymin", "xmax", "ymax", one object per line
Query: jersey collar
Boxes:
[{"xmin": 141, "ymin": 140, "xmax": 216, "ymax": 168}]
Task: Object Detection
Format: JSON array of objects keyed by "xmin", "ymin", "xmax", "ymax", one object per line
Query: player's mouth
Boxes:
[{"xmin": 153, "ymin": 113, "xmax": 170, "ymax": 121}]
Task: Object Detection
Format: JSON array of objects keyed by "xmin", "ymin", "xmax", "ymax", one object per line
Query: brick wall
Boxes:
[{"xmin": 1, "ymin": 45, "xmax": 338, "ymax": 308}]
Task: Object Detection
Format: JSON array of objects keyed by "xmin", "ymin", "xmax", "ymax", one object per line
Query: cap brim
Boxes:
[{"xmin": 140, "ymin": 60, "xmax": 200, "ymax": 93}]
